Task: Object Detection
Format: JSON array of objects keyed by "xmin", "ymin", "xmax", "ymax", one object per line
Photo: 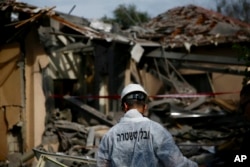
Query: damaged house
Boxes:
[
  {"xmin": 1, "ymin": 1, "xmax": 250, "ymax": 166},
  {"xmin": 130, "ymin": 4, "xmax": 250, "ymax": 116}
]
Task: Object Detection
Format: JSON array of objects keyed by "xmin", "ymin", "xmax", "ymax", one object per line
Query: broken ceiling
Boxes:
[
  {"xmin": 133, "ymin": 5, "xmax": 250, "ymax": 49},
  {"xmin": 1, "ymin": 2, "xmax": 250, "ymax": 50}
]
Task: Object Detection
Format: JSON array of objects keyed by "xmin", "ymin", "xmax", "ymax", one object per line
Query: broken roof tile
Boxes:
[{"xmin": 138, "ymin": 5, "xmax": 250, "ymax": 48}]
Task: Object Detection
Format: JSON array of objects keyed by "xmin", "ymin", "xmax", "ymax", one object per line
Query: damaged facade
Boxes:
[{"xmin": 1, "ymin": 1, "xmax": 250, "ymax": 166}]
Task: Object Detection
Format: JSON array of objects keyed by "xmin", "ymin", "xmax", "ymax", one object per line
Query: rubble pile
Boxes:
[{"xmin": 34, "ymin": 91, "xmax": 249, "ymax": 166}]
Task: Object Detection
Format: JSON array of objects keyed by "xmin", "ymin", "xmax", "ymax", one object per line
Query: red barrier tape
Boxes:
[
  {"xmin": 150, "ymin": 91, "xmax": 240, "ymax": 98},
  {"xmin": 50, "ymin": 91, "xmax": 240, "ymax": 100}
]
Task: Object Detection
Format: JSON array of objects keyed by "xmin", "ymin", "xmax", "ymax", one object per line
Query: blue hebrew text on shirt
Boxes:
[{"xmin": 116, "ymin": 128, "xmax": 150, "ymax": 142}]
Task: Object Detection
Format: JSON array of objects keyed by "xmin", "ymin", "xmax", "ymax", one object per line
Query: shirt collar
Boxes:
[{"xmin": 124, "ymin": 109, "xmax": 143, "ymax": 118}]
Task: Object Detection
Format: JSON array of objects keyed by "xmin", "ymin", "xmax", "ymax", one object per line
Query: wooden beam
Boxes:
[{"xmin": 146, "ymin": 48, "xmax": 245, "ymax": 65}]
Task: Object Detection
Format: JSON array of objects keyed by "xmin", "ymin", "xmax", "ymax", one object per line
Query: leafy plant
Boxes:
[
  {"xmin": 101, "ymin": 4, "xmax": 151, "ymax": 30},
  {"xmin": 233, "ymin": 44, "xmax": 250, "ymax": 86}
]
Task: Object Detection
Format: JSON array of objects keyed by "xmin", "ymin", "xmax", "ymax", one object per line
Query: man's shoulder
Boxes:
[
  {"xmin": 149, "ymin": 120, "xmax": 171, "ymax": 134},
  {"xmin": 149, "ymin": 119, "xmax": 164, "ymax": 127}
]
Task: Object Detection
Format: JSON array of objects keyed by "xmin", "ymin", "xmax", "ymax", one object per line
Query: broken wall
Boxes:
[
  {"xmin": 0, "ymin": 43, "xmax": 22, "ymax": 160},
  {"xmin": 213, "ymin": 73, "xmax": 243, "ymax": 100},
  {"xmin": 24, "ymin": 27, "xmax": 49, "ymax": 151}
]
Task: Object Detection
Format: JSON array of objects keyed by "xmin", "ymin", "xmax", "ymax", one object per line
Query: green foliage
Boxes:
[
  {"xmin": 101, "ymin": 4, "xmax": 151, "ymax": 29},
  {"xmin": 216, "ymin": 0, "xmax": 250, "ymax": 23},
  {"xmin": 217, "ymin": 0, "xmax": 250, "ymax": 85},
  {"xmin": 233, "ymin": 44, "xmax": 250, "ymax": 85}
]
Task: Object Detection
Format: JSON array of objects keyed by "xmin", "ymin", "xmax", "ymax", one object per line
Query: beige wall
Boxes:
[
  {"xmin": 25, "ymin": 27, "xmax": 49, "ymax": 151},
  {"xmin": 213, "ymin": 73, "xmax": 243, "ymax": 101},
  {"xmin": 180, "ymin": 65, "xmax": 244, "ymax": 101},
  {"xmin": 0, "ymin": 28, "xmax": 49, "ymax": 160},
  {"xmin": 0, "ymin": 43, "xmax": 22, "ymax": 160}
]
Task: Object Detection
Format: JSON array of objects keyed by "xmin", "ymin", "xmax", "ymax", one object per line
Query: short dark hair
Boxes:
[{"xmin": 121, "ymin": 99, "xmax": 146, "ymax": 110}]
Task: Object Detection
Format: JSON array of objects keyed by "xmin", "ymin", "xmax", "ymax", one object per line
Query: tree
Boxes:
[
  {"xmin": 101, "ymin": 4, "xmax": 151, "ymax": 30},
  {"xmin": 216, "ymin": 0, "xmax": 250, "ymax": 23},
  {"xmin": 233, "ymin": 44, "xmax": 250, "ymax": 86},
  {"xmin": 216, "ymin": 0, "xmax": 250, "ymax": 85}
]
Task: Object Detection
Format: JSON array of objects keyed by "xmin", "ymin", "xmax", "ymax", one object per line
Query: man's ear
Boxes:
[
  {"xmin": 124, "ymin": 103, "xmax": 128, "ymax": 110},
  {"xmin": 121, "ymin": 102, "xmax": 126, "ymax": 110},
  {"xmin": 122, "ymin": 102, "xmax": 129, "ymax": 111}
]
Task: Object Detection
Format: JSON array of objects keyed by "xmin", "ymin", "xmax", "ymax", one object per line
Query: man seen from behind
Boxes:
[{"xmin": 97, "ymin": 83, "xmax": 198, "ymax": 167}]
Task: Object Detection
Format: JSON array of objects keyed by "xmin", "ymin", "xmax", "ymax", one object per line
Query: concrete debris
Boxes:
[
  {"xmin": 141, "ymin": 5, "xmax": 250, "ymax": 49},
  {"xmin": 33, "ymin": 148, "xmax": 97, "ymax": 167},
  {"xmin": 89, "ymin": 19, "xmax": 112, "ymax": 32}
]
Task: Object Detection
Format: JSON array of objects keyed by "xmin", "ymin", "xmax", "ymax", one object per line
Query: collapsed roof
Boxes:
[
  {"xmin": 1, "ymin": 2, "xmax": 250, "ymax": 49},
  {"xmin": 131, "ymin": 5, "xmax": 250, "ymax": 49}
]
